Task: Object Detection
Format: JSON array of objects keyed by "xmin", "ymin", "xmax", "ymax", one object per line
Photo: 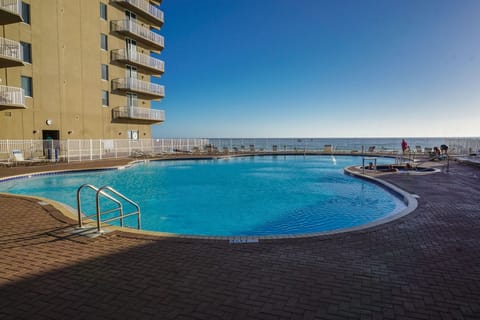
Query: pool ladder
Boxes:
[{"xmin": 76, "ymin": 184, "xmax": 141, "ymax": 233}]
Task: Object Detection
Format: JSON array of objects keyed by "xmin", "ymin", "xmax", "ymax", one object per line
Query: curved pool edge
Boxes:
[{"xmin": 0, "ymin": 157, "xmax": 419, "ymax": 242}]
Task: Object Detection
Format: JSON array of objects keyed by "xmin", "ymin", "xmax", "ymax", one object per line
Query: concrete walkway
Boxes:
[{"xmin": 0, "ymin": 159, "xmax": 479, "ymax": 319}]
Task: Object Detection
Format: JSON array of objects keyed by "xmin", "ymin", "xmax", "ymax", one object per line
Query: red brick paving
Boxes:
[{"xmin": 0, "ymin": 160, "xmax": 480, "ymax": 319}]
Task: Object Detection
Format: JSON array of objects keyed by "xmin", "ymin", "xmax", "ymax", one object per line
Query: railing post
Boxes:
[
  {"xmin": 89, "ymin": 139, "xmax": 93, "ymax": 160},
  {"xmin": 50, "ymin": 139, "xmax": 54, "ymax": 162},
  {"xmin": 95, "ymin": 191, "xmax": 102, "ymax": 233}
]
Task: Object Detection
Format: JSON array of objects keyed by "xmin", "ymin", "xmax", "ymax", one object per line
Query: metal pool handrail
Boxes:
[
  {"xmin": 77, "ymin": 183, "xmax": 122, "ymax": 228},
  {"xmin": 96, "ymin": 186, "xmax": 141, "ymax": 232},
  {"xmin": 76, "ymin": 184, "xmax": 141, "ymax": 233}
]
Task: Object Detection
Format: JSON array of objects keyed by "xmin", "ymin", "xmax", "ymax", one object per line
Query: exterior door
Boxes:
[
  {"xmin": 125, "ymin": 10, "xmax": 137, "ymax": 22},
  {"xmin": 126, "ymin": 65, "xmax": 137, "ymax": 79},
  {"xmin": 127, "ymin": 93, "xmax": 138, "ymax": 107},
  {"xmin": 126, "ymin": 38, "xmax": 137, "ymax": 59},
  {"xmin": 42, "ymin": 130, "xmax": 60, "ymax": 160}
]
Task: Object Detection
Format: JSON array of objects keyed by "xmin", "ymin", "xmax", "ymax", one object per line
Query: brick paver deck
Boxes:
[{"xmin": 0, "ymin": 160, "xmax": 479, "ymax": 319}]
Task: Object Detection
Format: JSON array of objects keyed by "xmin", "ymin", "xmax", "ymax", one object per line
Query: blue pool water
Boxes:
[{"xmin": 0, "ymin": 156, "xmax": 406, "ymax": 236}]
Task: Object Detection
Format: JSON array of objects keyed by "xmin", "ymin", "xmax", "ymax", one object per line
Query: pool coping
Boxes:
[{"xmin": 0, "ymin": 156, "xmax": 419, "ymax": 241}]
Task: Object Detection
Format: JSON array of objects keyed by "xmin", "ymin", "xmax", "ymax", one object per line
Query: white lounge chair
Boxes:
[
  {"xmin": 12, "ymin": 150, "xmax": 37, "ymax": 165},
  {"xmin": 0, "ymin": 152, "xmax": 13, "ymax": 167}
]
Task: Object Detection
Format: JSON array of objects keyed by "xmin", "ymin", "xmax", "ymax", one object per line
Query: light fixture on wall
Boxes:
[
  {"xmin": 32, "ymin": 130, "xmax": 37, "ymax": 134},
  {"xmin": 46, "ymin": 119, "xmax": 53, "ymax": 125},
  {"xmin": 67, "ymin": 130, "xmax": 73, "ymax": 134}
]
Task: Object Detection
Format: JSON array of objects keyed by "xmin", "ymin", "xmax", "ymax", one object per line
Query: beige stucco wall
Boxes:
[{"xmin": 0, "ymin": 0, "xmax": 163, "ymax": 140}]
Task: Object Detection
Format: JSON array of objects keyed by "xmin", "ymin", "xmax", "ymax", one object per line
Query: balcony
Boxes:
[
  {"xmin": 0, "ymin": 0, "xmax": 22, "ymax": 25},
  {"xmin": 112, "ymin": 77, "xmax": 165, "ymax": 99},
  {"xmin": 0, "ymin": 85, "xmax": 25, "ymax": 110},
  {"xmin": 111, "ymin": 0, "xmax": 164, "ymax": 27},
  {"xmin": 112, "ymin": 106, "xmax": 165, "ymax": 124},
  {"xmin": 111, "ymin": 49, "xmax": 164, "ymax": 75},
  {"xmin": 111, "ymin": 20, "xmax": 164, "ymax": 51},
  {"xmin": 0, "ymin": 37, "xmax": 24, "ymax": 67}
]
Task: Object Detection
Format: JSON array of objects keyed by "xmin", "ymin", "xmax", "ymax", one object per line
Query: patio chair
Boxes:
[
  {"xmin": 249, "ymin": 145, "xmax": 255, "ymax": 152},
  {"xmin": 415, "ymin": 146, "xmax": 422, "ymax": 153},
  {"xmin": 12, "ymin": 150, "xmax": 36, "ymax": 166},
  {"xmin": 0, "ymin": 152, "xmax": 13, "ymax": 167},
  {"xmin": 192, "ymin": 146, "xmax": 201, "ymax": 154},
  {"xmin": 323, "ymin": 145, "xmax": 333, "ymax": 153},
  {"xmin": 367, "ymin": 146, "xmax": 376, "ymax": 153}
]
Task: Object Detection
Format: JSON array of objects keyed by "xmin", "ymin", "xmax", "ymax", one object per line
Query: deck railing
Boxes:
[
  {"xmin": 0, "ymin": 85, "xmax": 25, "ymax": 107},
  {"xmin": 0, "ymin": 37, "xmax": 22, "ymax": 62},
  {"xmin": 112, "ymin": 77, "xmax": 165, "ymax": 97},
  {"xmin": 112, "ymin": 106, "xmax": 165, "ymax": 122},
  {"xmin": 0, "ymin": 0, "xmax": 21, "ymax": 16},
  {"xmin": 111, "ymin": 19, "xmax": 164, "ymax": 49},
  {"xmin": 111, "ymin": 48, "xmax": 164, "ymax": 73},
  {"xmin": 111, "ymin": 0, "xmax": 164, "ymax": 25}
]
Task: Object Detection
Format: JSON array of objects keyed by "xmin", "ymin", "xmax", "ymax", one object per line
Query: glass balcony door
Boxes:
[
  {"xmin": 126, "ymin": 93, "xmax": 138, "ymax": 118},
  {"xmin": 125, "ymin": 10, "xmax": 137, "ymax": 22},
  {"xmin": 127, "ymin": 93, "xmax": 138, "ymax": 107},
  {"xmin": 126, "ymin": 65, "xmax": 137, "ymax": 79},
  {"xmin": 126, "ymin": 38, "xmax": 137, "ymax": 60}
]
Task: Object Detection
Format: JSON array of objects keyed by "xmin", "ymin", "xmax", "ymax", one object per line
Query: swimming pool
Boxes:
[{"xmin": 0, "ymin": 155, "xmax": 407, "ymax": 237}]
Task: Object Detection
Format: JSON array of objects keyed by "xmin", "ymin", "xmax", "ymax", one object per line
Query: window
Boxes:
[
  {"xmin": 100, "ymin": 2, "xmax": 107, "ymax": 20},
  {"xmin": 21, "ymin": 76, "xmax": 33, "ymax": 97},
  {"xmin": 101, "ymin": 90, "xmax": 109, "ymax": 106},
  {"xmin": 128, "ymin": 130, "xmax": 139, "ymax": 141},
  {"xmin": 21, "ymin": 42, "xmax": 32, "ymax": 63},
  {"xmin": 100, "ymin": 34, "xmax": 108, "ymax": 50},
  {"xmin": 101, "ymin": 64, "xmax": 108, "ymax": 80},
  {"xmin": 21, "ymin": 2, "xmax": 30, "ymax": 24}
]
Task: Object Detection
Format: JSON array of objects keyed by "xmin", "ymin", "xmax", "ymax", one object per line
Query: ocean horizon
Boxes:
[{"xmin": 200, "ymin": 137, "xmax": 480, "ymax": 153}]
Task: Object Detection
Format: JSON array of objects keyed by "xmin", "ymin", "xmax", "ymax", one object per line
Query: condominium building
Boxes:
[{"xmin": 0, "ymin": 0, "xmax": 165, "ymax": 141}]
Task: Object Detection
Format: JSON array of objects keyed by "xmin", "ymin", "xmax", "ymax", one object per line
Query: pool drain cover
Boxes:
[{"xmin": 229, "ymin": 238, "xmax": 259, "ymax": 244}]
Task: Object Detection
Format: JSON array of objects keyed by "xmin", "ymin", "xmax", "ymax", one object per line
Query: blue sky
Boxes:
[{"xmin": 152, "ymin": 0, "xmax": 480, "ymax": 138}]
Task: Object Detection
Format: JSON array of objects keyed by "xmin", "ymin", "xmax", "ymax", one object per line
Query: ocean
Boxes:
[{"xmin": 207, "ymin": 137, "xmax": 478, "ymax": 153}]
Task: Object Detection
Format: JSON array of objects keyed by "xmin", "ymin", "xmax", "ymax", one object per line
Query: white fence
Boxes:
[
  {"xmin": 1, "ymin": 138, "xmax": 480, "ymax": 163},
  {"xmin": 0, "ymin": 139, "xmax": 209, "ymax": 162}
]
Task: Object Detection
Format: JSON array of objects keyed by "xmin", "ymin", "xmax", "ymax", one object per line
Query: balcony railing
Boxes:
[
  {"xmin": 112, "ymin": 106, "xmax": 165, "ymax": 124},
  {"xmin": 111, "ymin": 49, "xmax": 164, "ymax": 75},
  {"xmin": 0, "ymin": 37, "xmax": 24, "ymax": 67},
  {"xmin": 0, "ymin": 85, "xmax": 25, "ymax": 110},
  {"xmin": 0, "ymin": 0, "xmax": 22, "ymax": 25},
  {"xmin": 111, "ymin": 0, "xmax": 164, "ymax": 27},
  {"xmin": 112, "ymin": 77, "xmax": 165, "ymax": 99},
  {"xmin": 111, "ymin": 20, "xmax": 164, "ymax": 51}
]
